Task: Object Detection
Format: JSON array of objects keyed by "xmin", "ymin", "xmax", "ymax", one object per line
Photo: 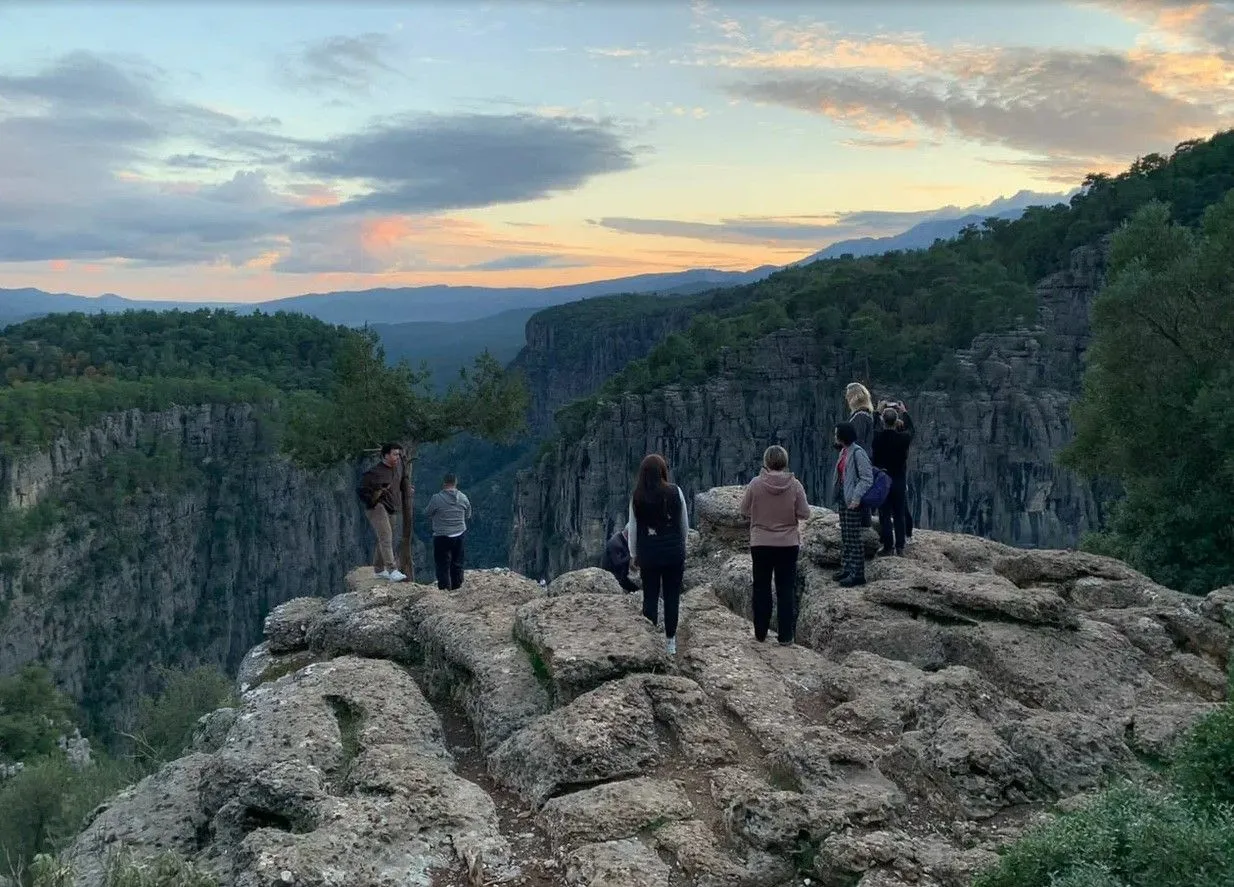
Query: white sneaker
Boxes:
[
  {"xmin": 666, "ymin": 637, "xmax": 677, "ymax": 656},
  {"xmin": 388, "ymin": 570, "xmax": 407, "ymax": 582},
  {"xmin": 375, "ymin": 570, "xmax": 392, "ymax": 580}
]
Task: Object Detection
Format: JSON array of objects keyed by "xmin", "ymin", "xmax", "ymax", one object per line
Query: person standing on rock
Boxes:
[
  {"xmin": 740, "ymin": 445, "xmax": 810, "ymax": 645},
  {"xmin": 601, "ymin": 527, "xmax": 640, "ymax": 593},
  {"xmin": 357, "ymin": 443, "xmax": 408, "ymax": 582},
  {"xmin": 426, "ymin": 473, "xmax": 472, "ymax": 590},
  {"xmin": 873, "ymin": 403, "xmax": 914, "ymax": 556},
  {"xmin": 833, "ymin": 422, "xmax": 873, "ymax": 587},
  {"xmin": 845, "ymin": 382, "xmax": 877, "ymax": 528},
  {"xmin": 626, "ymin": 454, "xmax": 689, "ymax": 656}
]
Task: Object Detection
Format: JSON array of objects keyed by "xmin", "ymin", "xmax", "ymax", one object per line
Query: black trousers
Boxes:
[
  {"xmin": 878, "ymin": 475, "xmax": 908, "ymax": 552},
  {"xmin": 751, "ymin": 545, "xmax": 799, "ymax": 642},
  {"xmin": 839, "ymin": 507, "xmax": 866, "ymax": 581},
  {"xmin": 433, "ymin": 534, "xmax": 465, "ymax": 590},
  {"xmin": 641, "ymin": 562, "xmax": 684, "ymax": 639}
]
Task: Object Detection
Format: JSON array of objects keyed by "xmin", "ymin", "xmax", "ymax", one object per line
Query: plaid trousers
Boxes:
[{"xmin": 839, "ymin": 506, "xmax": 866, "ymax": 580}]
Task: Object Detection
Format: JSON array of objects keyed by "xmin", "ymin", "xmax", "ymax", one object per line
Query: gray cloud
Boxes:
[
  {"xmin": 594, "ymin": 190, "xmax": 1070, "ymax": 246},
  {"xmin": 277, "ymin": 33, "xmax": 401, "ymax": 93},
  {"xmin": 0, "ymin": 52, "xmax": 640, "ymax": 270},
  {"xmin": 459, "ymin": 254, "xmax": 582, "ymax": 272},
  {"xmin": 725, "ymin": 48, "xmax": 1231, "ymax": 171},
  {"xmin": 297, "ymin": 113, "xmax": 638, "ymax": 214}
]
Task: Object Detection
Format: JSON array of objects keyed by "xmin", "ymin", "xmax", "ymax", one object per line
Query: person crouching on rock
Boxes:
[
  {"xmin": 356, "ymin": 442, "xmax": 407, "ymax": 582},
  {"xmin": 833, "ymin": 422, "xmax": 873, "ymax": 587},
  {"xmin": 426, "ymin": 473, "xmax": 472, "ymax": 590},
  {"xmin": 601, "ymin": 527, "xmax": 640, "ymax": 593},
  {"xmin": 740, "ymin": 445, "xmax": 810, "ymax": 645},
  {"xmin": 626, "ymin": 454, "xmax": 689, "ymax": 656}
]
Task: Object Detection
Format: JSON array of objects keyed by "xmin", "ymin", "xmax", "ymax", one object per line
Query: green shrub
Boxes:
[
  {"xmin": 1172, "ymin": 671, "xmax": 1234, "ymax": 809},
  {"xmin": 128, "ymin": 667, "xmax": 235, "ymax": 768},
  {"xmin": 102, "ymin": 850, "xmax": 218, "ymax": 887},
  {"xmin": 971, "ymin": 784, "xmax": 1234, "ymax": 887}
]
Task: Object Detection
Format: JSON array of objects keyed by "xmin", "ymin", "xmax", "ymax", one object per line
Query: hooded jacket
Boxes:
[
  {"xmin": 740, "ymin": 469, "xmax": 811, "ymax": 547},
  {"xmin": 426, "ymin": 488, "xmax": 472, "ymax": 537}
]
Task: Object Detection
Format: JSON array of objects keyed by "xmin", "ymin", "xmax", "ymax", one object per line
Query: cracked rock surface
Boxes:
[{"xmin": 62, "ymin": 488, "xmax": 1230, "ymax": 887}]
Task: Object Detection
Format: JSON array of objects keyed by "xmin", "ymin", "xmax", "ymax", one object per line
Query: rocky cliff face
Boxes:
[
  {"xmin": 510, "ymin": 244, "xmax": 1109, "ymax": 580},
  {"xmin": 60, "ymin": 494, "xmax": 1231, "ymax": 887},
  {"xmin": 510, "ymin": 302, "xmax": 696, "ymax": 433},
  {"xmin": 0, "ymin": 404, "xmax": 370, "ymax": 727}
]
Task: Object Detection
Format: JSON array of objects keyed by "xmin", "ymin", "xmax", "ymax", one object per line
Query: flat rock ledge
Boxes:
[{"xmin": 61, "ymin": 486, "xmax": 1230, "ymax": 887}]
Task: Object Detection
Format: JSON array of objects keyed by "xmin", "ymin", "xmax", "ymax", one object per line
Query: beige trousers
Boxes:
[{"xmin": 365, "ymin": 506, "xmax": 396, "ymax": 572}]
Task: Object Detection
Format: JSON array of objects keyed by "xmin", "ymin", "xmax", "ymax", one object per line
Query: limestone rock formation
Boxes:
[
  {"xmin": 63, "ymin": 486, "xmax": 1229, "ymax": 887},
  {"xmin": 0, "ymin": 404, "xmax": 375, "ymax": 723},
  {"xmin": 510, "ymin": 242, "xmax": 1112, "ymax": 580}
]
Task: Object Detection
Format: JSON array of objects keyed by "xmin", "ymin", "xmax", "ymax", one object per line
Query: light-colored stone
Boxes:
[{"xmin": 548, "ymin": 567, "xmax": 625, "ymax": 597}]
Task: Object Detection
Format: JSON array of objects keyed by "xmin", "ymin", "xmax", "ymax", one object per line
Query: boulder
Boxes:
[
  {"xmin": 536, "ymin": 777, "xmax": 694, "ymax": 851},
  {"xmin": 548, "ymin": 567, "xmax": 626, "ymax": 597},
  {"xmin": 801, "ymin": 511, "xmax": 881, "ymax": 567},
  {"xmin": 263, "ymin": 596, "xmax": 327, "ymax": 653},
  {"xmin": 513, "ymin": 593, "xmax": 666, "ymax": 702},
  {"xmin": 564, "ymin": 839, "xmax": 671, "ymax": 887}
]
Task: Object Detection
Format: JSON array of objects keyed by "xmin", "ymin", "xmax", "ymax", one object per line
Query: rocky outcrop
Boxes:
[
  {"xmin": 63, "ymin": 487, "xmax": 1229, "ymax": 887},
  {"xmin": 509, "ymin": 298, "xmax": 697, "ymax": 433},
  {"xmin": 0, "ymin": 404, "xmax": 371, "ymax": 724},
  {"xmin": 509, "ymin": 243, "xmax": 1112, "ymax": 580}
]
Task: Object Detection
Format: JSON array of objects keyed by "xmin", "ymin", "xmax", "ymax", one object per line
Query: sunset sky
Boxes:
[{"xmin": 1, "ymin": 0, "xmax": 1231, "ymax": 303}]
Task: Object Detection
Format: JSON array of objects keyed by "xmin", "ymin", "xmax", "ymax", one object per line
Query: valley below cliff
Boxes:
[{"xmin": 0, "ymin": 404, "xmax": 369, "ymax": 730}]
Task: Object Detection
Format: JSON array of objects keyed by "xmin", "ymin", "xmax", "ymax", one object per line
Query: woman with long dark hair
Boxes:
[{"xmin": 625, "ymin": 453, "xmax": 689, "ymax": 655}]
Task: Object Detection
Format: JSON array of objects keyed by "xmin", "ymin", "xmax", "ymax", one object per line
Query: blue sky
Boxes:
[{"xmin": 0, "ymin": 1, "xmax": 1230, "ymax": 301}]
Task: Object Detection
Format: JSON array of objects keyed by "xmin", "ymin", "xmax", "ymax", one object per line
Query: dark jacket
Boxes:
[
  {"xmin": 602, "ymin": 530, "xmax": 631, "ymax": 577},
  {"xmin": 358, "ymin": 461, "xmax": 400, "ymax": 514},
  {"xmin": 872, "ymin": 412, "xmax": 914, "ymax": 479},
  {"xmin": 849, "ymin": 409, "xmax": 875, "ymax": 457},
  {"xmin": 626, "ymin": 485, "xmax": 689, "ymax": 569}
]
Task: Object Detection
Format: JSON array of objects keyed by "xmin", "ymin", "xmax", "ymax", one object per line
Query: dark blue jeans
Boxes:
[{"xmin": 879, "ymin": 475, "xmax": 908, "ymax": 552}]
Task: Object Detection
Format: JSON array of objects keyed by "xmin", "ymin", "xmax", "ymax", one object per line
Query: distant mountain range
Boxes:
[
  {"xmin": 0, "ymin": 267, "xmax": 778, "ymax": 329},
  {"xmin": 798, "ymin": 189, "xmax": 1075, "ymax": 264},
  {"xmin": 1, "ymin": 191, "xmax": 1078, "ymax": 378}
]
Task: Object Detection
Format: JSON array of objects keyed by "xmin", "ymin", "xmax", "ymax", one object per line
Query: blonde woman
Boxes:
[
  {"xmin": 844, "ymin": 382, "xmax": 876, "ymax": 456},
  {"xmin": 844, "ymin": 382, "xmax": 877, "ymax": 528},
  {"xmin": 739, "ymin": 445, "xmax": 810, "ymax": 645}
]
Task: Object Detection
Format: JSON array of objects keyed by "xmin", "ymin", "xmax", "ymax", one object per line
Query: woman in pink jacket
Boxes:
[{"xmin": 739, "ymin": 445, "xmax": 811, "ymax": 645}]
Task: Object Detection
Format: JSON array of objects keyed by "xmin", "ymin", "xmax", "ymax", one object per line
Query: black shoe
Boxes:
[
  {"xmin": 879, "ymin": 547, "xmax": 894, "ymax": 557},
  {"xmin": 839, "ymin": 576, "xmax": 866, "ymax": 588},
  {"xmin": 895, "ymin": 547, "xmax": 904, "ymax": 556},
  {"xmin": 754, "ymin": 633, "xmax": 767, "ymax": 643},
  {"xmin": 832, "ymin": 569, "xmax": 850, "ymax": 581},
  {"xmin": 777, "ymin": 639, "xmax": 794, "ymax": 647}
]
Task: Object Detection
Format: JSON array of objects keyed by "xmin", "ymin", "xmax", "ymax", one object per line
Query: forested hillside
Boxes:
[
  {"xmin": 556, "ymin": 132, "xmax": 1234, "ymax": 432},
  {"xmin": 520, "ymin": 131, "xmax": 1234, "ymax": 589},
  {"xmin": 0, "ymin": 310, "xmax": 352, "ymax": 453}
]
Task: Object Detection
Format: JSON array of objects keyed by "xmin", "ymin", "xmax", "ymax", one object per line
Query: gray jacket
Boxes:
[
  {"xmin": 426, "ymin": 488, "xmax": 471, "ymax": 537},
  {"xmin": 834, "ymin": 443, "xmax": 874, "ymax": 508}
]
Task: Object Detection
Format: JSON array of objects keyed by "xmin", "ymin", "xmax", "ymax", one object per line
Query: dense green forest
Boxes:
[
  {"xmin": 555, "ymin": 130, "xmax": 1234, "ymax": 430},
  {"xmin": 0, "ymin": 310, "xmax": 351, "ymax": 452},
  {"xmin": 1062, "ymin": 195, "xmax": 1234, "ymax": 594}
]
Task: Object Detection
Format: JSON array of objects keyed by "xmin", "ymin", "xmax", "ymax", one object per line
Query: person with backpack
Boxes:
[
  {"xmin": 426, "ymin": 473, "xmax": 472, "ymax": 590},
  {"xmin": 740, "ymin": 445, "xmax": 811, "ymax": 645},
  {"xmin": 626, "ymin": 454, "xmax": 689, "ymax": 655},
  {"xmin": 873, "ymin": 402, "xmax": 914, "ymax": 556},
  {"xmin": 357, "ymin": 443, "xmax": 408, "ymax": 582},
  {"xmin": 833, "ymin": 421, "xmax": 874, "ymax": 587},
  {"xmin": 601, "ymin": 527, "xmax": 640, "ymax": 592}
]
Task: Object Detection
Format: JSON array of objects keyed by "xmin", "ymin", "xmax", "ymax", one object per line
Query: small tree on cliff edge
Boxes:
[
  {"xmin": 282, "ymin": 329, "xmax": 527, "ymax": 580},
  {"xmin": 1061, "ymin": 195, "xmax": 1234, "ymax": 594}
]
